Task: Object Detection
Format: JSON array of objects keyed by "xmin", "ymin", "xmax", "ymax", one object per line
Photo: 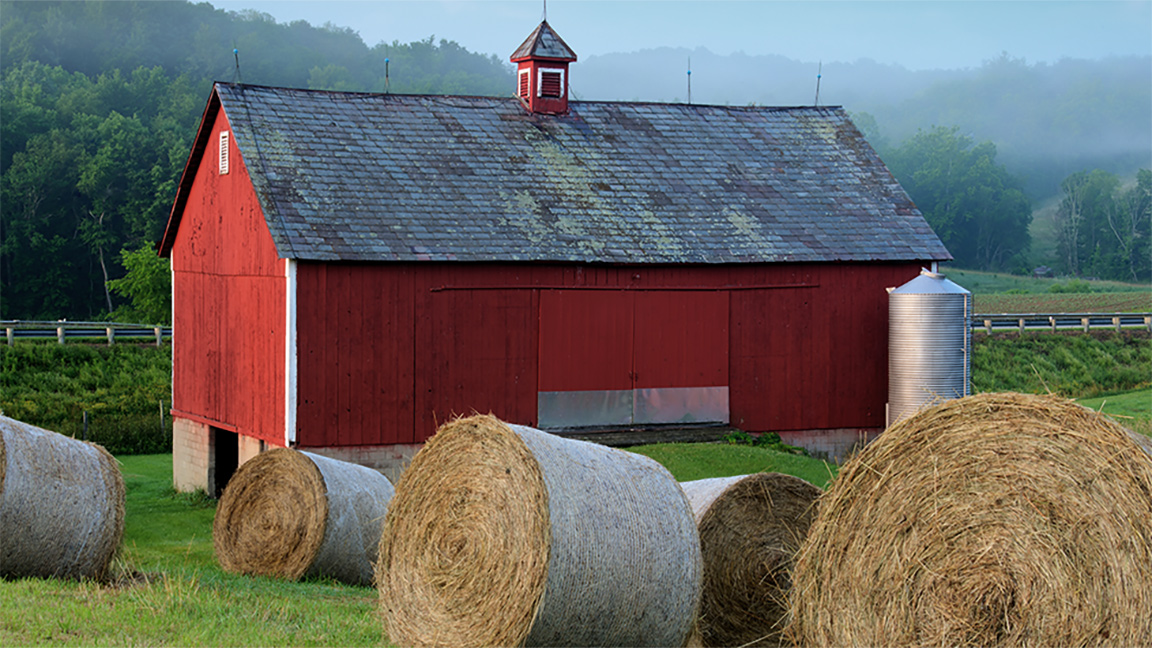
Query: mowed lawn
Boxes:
[
  {"xmin": 0, "ymin": 454, "xmax": 383, "ymax": 647},
  {"xmin": 0, "ymin": 443, "xmax": 833, "ymax": 647}
]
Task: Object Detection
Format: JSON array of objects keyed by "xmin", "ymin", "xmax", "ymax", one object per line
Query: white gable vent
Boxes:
[{"xmin": 219, "ymin": 131, "xmax": 230, "ymax": 175}]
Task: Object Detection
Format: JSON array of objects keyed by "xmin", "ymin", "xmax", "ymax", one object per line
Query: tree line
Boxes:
[
  {"xmin": 872, "ymin": 125, "xmax": 1149, "ymax": 281},
  {"xmin": 0, "ymin": 1, "xmax": 511, "ymax": 322},
  {"xmin": 1, "ymin": 1, "xmax": 1148, "ymax": 322}
]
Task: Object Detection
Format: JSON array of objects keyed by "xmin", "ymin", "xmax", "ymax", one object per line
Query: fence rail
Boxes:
[
  {"xmin": 973, "ymin": 313, "xmax": 1152, "ymax": 334},
  {"xmin": 4, "ymin": 313, "xmax": 1148, "ymax": 345},
  {"xmin": 3, "ymin": 320, "xmax": 172, "ymax": 345}
]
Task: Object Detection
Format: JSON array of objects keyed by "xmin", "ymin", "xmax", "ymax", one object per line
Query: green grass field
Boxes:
[
  {"xmin": 628, "ymin": 442, "xmax": 838, "ymax": 488},
  {"xmin": 1, "ymin": 454, "xmax": 383, "ymax": 647},
  {"xmin": 1078, "ymin": 388, "xmax": 1152, "ymax": 437}
]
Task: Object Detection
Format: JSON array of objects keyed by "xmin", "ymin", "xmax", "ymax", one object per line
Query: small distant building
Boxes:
[
  {"xmin": 160, "ymin": 20, "xmax": 950, "ymax": 493},
  {"xmin": 1033, "ymin": 266, "xmax": 1054, "ymax": 278}
]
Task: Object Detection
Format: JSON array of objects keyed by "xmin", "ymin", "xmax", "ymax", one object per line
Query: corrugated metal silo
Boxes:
[{"xmin": 887, "ymin": 269, "xmax": 972, "ymax": 425}]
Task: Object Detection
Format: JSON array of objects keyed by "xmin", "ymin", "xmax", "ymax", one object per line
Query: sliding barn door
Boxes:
[{"xmin": 537, "ymin": 290, "xmax": 728, "ymax": 428}]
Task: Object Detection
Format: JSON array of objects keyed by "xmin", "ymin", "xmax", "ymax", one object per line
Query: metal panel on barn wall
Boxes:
[
  {"xmin": 537, "ymin": 290, "xmax": 635, "ymax": 428},
  {"xmin": 632, "ymin": 291, "xmax": 729, "ymax": 424},
  {"xmin": 537, "ymin": 289, "xmax": 730, "ymax": 427}
]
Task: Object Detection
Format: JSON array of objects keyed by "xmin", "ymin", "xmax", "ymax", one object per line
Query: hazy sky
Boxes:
[{"xmin": 208, "ymin": 0, "xmax": 1152, "ymax": 70}]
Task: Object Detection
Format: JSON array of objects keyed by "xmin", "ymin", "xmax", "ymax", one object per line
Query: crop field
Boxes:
[
  {"xmin": 974, "ymin": 292, "xmax": 1152, "ymax": 314},
  {"xmin": 945, "ymin": 268, "xmax": 1150, "ymax": 295}
]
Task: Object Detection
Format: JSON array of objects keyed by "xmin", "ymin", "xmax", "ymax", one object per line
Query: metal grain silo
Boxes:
[{"xmin": 887, "ymin": 269, "xmax": 972, "ymax": 426}]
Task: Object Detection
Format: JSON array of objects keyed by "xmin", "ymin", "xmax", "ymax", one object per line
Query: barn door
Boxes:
[{"xmin": 537, "ymin": 290, "xmax": 729, "ymax": 428}]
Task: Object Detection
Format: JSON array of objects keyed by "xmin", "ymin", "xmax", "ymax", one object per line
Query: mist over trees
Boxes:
[
  {"xmin": 578, "ymin": 49, "xmax": 1151, "ymax": 199},
  {"xmin": 884, "ymin": 127, "xmax": 1032, "ymax": 272},
  {"xmin": 0, "ymin": 0, "xmax": 511, "ymax": 321},
  {"xmin": 1, "ymin": 0, "xmax": 1148, "ymax": 320}
]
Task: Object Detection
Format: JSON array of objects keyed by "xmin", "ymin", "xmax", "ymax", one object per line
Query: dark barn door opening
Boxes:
[
  {"xmin": 537, "ymin": 290, "xmax": 729, "ymax": 428},
  {"xmin": 209, "ymin": 427, "xmax": 239, "ymax": 498}
]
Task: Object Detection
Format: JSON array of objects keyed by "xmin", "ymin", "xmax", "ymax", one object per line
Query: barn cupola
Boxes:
[{"xmin": 510, "ymin": 20, "xmax": 577, "ymax": 114}]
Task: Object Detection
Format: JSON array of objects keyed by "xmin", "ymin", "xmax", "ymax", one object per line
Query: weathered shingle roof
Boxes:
[
  {"xmin": 510, "ymin": 20, "xmax": 577, "ymax": 61},
  {"xmin": 164, "ymin": 83, "xmax": 950, "ymax": 264}
]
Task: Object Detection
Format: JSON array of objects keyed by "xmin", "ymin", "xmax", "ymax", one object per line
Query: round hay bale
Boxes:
[
  {"xmin": 377, "ymin": 414, "xmax": 702, "ymax": 648},
  {"xmin": 0, "ymin": 415, "xmax": 125, "ymax": 581},
  {"xmin": 0, "ymin": 424, "xmax": 6, "ymax": 501},
  {"xmin": 787, "ymin": 392, "xmax": 1152, "ymax": 647},
  {"xmin": 213, "ymin": 448, "xmax": 394, "ymax": 586},
  {"xmin": 681, "ymin": 473, "xmax": 822, "ymax": 648}
]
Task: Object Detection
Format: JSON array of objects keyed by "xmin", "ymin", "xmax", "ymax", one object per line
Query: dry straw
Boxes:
[
  {"xmin": 787, "ymin": 392, "xmax": 1152, "ymax": 647},
  {"xmin": 377, "ymin": 414, "xmax": 702, "ymax": 647},
  {"xmin": 0, "ymin": 415, "xmax": 125, "ymax": 581},
  {"xmin": 681, "ymin": 473, "xmax": 821, "ymax": 648},
  {"xmin": 214, "ymin": 448, "xmax": 394, "ymax": 586}
]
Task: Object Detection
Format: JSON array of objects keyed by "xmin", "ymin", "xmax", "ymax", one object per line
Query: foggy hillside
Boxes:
[
  {"xmin": 574, "ymin": 48, "xmax": 964, "ymax": 107},
  {"xmin": 573, "ymin": 49, "xmax": 1151, "ymax": 197}
]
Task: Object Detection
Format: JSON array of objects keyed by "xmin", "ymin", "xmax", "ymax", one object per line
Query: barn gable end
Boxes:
[{"xmin": 165, "ymin": 99, "xmax": 288, "ymax": 492}]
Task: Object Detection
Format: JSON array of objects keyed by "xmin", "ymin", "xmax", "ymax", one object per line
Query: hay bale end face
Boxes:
[
  {"xmin": 788, "ymin": 392, "xmax": 1152, "ymax": 647},
  {"xmin": 681, "ymin": 473, "xmax": 821, "ymax": 648},
  {"xmin": 213, "ymin": 448, "xmax": 394, "ymax": 586},
  {"xmin": 0, "ymin": 415, "xmax": 125, "ymax": 581},
  {"xmin": 377, "ymin": 414, "xmax": 703, "ymax": 648}
]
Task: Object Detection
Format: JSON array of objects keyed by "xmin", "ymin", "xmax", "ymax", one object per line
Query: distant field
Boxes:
[
  {"xmin": 937, "ymin": 268, "xmax": 1151, "ymax": 313},
  {"xmin": 945, "ymin": 268, "xmax": 1150, "ymax": 295},
  {"xmin": 975, "ymin": 292, "xmax": 1152, "ymax": 314}
]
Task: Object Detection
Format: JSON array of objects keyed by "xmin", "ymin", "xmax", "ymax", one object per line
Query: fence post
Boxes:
[
  {"xmin": 57, "ymin": 325, "xmax": 65, "ymax": 344},
  {"xmin": 154, "ymin": 326, "xmax": 162, "ymax": 347},
  {"xmin": 1113, "ymin": 316, "xmax": 1121, "ymax": 332},
  {"xmin": 1146, "ymin": 315, "xmax": 1151, "ymax": 333},
  {"xmin": 5, "ymin": 328, "xmax": 12, "ymax": 345},
  {"xmin": 1018, "ymin": 317, "xmax": 1026, "ymax": 335},
  {"xmin": 1049, "ymin": 316, "xmax": 1056, "ymax": 333},
  {"xmin": 106, "ymin": 327, "xmax": 115, "ymax": 346},
  {"xmin": 1081, "ymin": 317, "xmax": 1090, "ymax": 333}
]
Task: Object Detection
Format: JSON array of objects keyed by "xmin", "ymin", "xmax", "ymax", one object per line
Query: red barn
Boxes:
[{"xmin": 160, "ymin": 21, "xmax": 949, "ymax": 494}]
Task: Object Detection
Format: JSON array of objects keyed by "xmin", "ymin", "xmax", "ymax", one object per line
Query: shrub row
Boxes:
[{"xmin": 0, "ymin": 343, "xmax": 172, "ymax": 455}]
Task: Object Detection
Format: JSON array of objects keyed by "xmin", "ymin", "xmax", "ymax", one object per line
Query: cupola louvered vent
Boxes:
[
  {"xmin": 539, "ymin": 70, "xmax": 563, "ymax": 98},
  {"xmin": 219, "ymin": 131, "xmax": 230, "ymax": 175},
  {"xmin": 518, "ymin": 70, "xmax": 530, "ymax": 98}
]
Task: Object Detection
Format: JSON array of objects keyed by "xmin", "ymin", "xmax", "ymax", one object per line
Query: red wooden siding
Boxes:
[
  {"xmin": 538, "ymin": 290, "xmax": 633, "ymax": 392},
  {"xmin": 538, "ymin": 290, "xmax": 728, "ymax": 391},
  {"xmin": 169, "ymin": 110, "xmax": 286, "ymax": 445},
  {"xmin": 291, "ymin": 262, "xmax": 922, "ymax": 447},
  {"xmin": 633, "ymin": 291, "xmax": 728, "ymax": 390}
]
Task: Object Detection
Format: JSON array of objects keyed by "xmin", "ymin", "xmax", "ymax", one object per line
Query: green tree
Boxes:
[
  {"xmin": 1, "ymin": 1, "xmax": 515, "ymax": 320},
  {"xmin": 885, "ymin": 126, "xmax": 1032, "ymax": 271},
  {"xmin": 107, "ymin": 242, "xmax": 171, "ymax": 324},
  {"xmin": 1056, "ymin": 168, "xmax": 1151, "ymax": 282},
  {"xmin": 1109, "ymin": 169, "xmax": 1152, "ymax": 282}
]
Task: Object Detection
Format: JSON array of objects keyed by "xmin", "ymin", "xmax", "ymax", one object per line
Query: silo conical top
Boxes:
[{"xmin": 890, "ymin": 269, "xmax": 972, "ymax": 296}]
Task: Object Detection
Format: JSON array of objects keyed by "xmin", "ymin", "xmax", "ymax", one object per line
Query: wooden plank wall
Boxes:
[
  {"xmin": 169, "ymin": 110, "xmax": 286, "ymax": 445},
  {"xmin": 294, "ymin": 261, "xmax": 923, "ymax": 447}
]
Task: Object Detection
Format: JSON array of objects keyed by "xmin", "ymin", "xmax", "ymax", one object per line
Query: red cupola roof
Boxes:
[{"xmin": 510, "ymin": 20, "xmax": 577, "ymax": 114}]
